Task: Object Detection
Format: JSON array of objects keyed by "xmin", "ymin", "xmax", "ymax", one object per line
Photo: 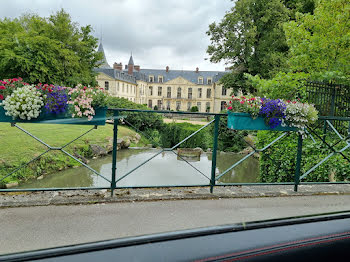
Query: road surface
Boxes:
[{"xmin": 1, "ymin": 195, "xmax": 350, "ymax": 255}]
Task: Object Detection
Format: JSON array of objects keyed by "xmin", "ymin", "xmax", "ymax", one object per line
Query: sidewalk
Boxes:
[{"xmin": 1, "ymin": 184, "xmax": 350, "ymax": 208}]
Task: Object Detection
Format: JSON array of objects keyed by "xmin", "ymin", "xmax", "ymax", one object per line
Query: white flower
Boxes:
[{"xmin": 2, "ymin": 85, "xmax": 44, "ymax": 120}]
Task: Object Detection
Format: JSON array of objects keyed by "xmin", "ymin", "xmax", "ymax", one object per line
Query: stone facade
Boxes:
[{"xmin": 95, "ymin": 43, "xmax": 232, "ymax": 113}]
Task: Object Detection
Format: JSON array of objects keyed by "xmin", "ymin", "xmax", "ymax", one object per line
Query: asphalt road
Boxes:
[{"xmin": 1, "ymin": 195, "xmax": 350, "ymax": 255}]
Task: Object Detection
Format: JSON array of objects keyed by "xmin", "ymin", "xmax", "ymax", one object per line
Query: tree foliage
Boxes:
[
  {"xmin": 245, "ymin": 0, "xmax": 350, "ymax": 100},
  {"xmin": 283, "ymin": 0, "xmax": 350, "ymax": 78},
  {"xmin": 206, "ymin": 0, "xmax": 290, "ymax": 90},
  {"xmin": 0, "ymin": 9, "xmax": 102, "ymax": 86}
]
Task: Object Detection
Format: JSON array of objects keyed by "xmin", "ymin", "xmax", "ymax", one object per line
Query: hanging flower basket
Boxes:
[
  {"xmin": 227, "ymin": 112, "xmax": 297, "ymax": 131},
  {"xmin": 0, "ymin": 79, "xmax": 108, "ymax": 126},
  {"xmin": 226, "ymin": 94, "xmax": 318, "ymax": 134},
  {"xmin": 0, "ymin": 105, "xmax": 107, "ymax": 125}
]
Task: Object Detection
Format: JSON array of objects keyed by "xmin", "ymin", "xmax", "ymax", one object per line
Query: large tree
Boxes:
[
  {"xmin": 284, "ymin": 0, "xmax": 350, "ymax": 78},
  {"xmin": 0, "ymin": 9, "xmax": 102, "ymax": 86},
  {"xmin": 206, "ymin": 0, "xmax": 290, "ymax": 91}
]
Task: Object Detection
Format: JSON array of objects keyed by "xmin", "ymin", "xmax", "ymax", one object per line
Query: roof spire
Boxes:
[
  {"xmin": 97, "ymin": 40, "xmax": 111, "ymax": 69},
  {"xmin": 128, "ymin": 52, "xmax": 134, "ymax": 65}
]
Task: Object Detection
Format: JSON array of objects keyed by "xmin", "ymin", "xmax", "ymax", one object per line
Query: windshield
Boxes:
[{"xmin": 1, "ymin": 0, "xmax": 349, "ymax": 256}]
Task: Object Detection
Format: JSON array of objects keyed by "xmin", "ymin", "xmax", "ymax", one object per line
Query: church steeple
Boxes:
[{"xmin": 97, "ymin": 42, "xmax": 111, "ymax": 69}]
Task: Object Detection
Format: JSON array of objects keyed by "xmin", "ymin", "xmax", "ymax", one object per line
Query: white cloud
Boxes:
[{"xmin": 0, "ymin": 0, "xmax": 233, "ymax": 71}]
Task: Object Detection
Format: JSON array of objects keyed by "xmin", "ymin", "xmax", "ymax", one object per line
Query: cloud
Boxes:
[{"xmin": 0, "ymin": 0, "xmax": 233, "ymax": 70}]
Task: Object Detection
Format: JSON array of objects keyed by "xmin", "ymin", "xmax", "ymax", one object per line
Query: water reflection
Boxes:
[{"xmin": 17, "ymin": 149, "xmax": 259, "ymax": 188}]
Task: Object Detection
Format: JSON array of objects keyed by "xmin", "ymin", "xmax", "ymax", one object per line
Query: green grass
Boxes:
[{"xmin": 0, "ymin": 123, "xmax": 148, "ymax": 166}]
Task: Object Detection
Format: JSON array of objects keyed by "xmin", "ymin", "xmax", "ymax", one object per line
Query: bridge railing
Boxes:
[{"xmin": 0, "ymin": 108, "xmax": 349, "ymax": 195}]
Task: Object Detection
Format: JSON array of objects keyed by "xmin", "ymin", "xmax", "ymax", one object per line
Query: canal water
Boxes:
[{"xmin": 17, "ymin": 149, "xmax": 259, "ymax": 188}]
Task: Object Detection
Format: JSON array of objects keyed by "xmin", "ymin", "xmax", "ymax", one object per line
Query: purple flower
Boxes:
[
  {"xmin": 259, "ymin": 99, "xmax": 286, "ymax": 128},
  {"xmin": 44, "ymin": 86, "xmax": 69, "ymax": 114}
]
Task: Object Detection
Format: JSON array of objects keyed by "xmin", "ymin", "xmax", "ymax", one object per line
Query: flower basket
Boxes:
[
  {"xmin": 227, "ymin": 112, "xmax": 297, "ymax": 131},
  {"xmin": 0, "ymin": 105, "xmax": 107, "ymax": 126}
]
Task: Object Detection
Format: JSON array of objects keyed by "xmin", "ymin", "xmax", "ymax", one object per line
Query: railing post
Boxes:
[
  {"xmin": 111, "ymin": 110, "xmax": 119, "ymax": 197},
  {"xmin": 323, "ymin": 120, "xmax": 327, "ymax": 142},
  {"xmin": 294, "ymin": 134, "xmax": 303, "ymax": 192},
  {"xmin": 210, "ymin": 115, "xmax": 220, "ymax": 193}
]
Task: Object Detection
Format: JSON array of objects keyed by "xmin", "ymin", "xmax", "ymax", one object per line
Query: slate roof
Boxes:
[
  {"xmin": 94, "ymin": 68, "xmax": 137, "ymax": 84},
  {"xmin": 133, "ymin": 69, "xmax": 228, "ymax": 84},
  {"xmin": 128, "ymin": 55, "xmax": 134, "ymax": 65},
  {"xmin": 97, "ymin": 43, "xmax": 111, "ymax": 69}
]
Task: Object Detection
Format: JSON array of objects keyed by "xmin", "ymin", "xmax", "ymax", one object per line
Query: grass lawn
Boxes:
[{"xmin": 0, "ymin": 122, "xmax": 147, "ymax": 165}]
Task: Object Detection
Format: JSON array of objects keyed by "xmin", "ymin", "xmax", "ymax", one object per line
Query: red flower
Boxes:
[
  {"xmin": 229, "ymin": 101, "xmax": 232, "ymax": 104},
  {"xmin": 0, "ymin": 94, "xmax": 3, "ymax": 100},
  {"xmin": 0, "ymin": 86, "xmax": 5, "ymax": 90},
  {"xmin": 227, "ymin": 106, "xmax": 232, "ymax": 110}
]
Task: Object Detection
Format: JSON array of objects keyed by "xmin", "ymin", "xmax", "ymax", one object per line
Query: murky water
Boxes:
[{"xmin": 17, "ymin": 149, "xmax": 259, "ymax": 188}]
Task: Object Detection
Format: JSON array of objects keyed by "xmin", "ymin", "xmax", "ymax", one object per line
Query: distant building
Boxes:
[{"xmin": 94, "ymin": 43, "xmax": 232, "ymax": 113}]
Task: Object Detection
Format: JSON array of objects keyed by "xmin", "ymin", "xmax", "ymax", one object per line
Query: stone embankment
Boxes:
[{"xmin": 1, "ymin": 184, "xmax": 350, "ymax": 208}]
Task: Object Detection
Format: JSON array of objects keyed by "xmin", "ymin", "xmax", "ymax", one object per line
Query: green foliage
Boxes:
[
  {"xmin": 190, "ymin": 106, "xmax": 199, "ymax": 112},
  {"xmin": 283, "ymin": 0, "xmax": 350, "ymax": 79},
  {"xmin": 283, "ymin": 0, "xmax": 316, "ymax": 16},
  {"xmin": 214, "ymin": 116, "xmax": 247, "ymax": 152},
  {"xmin": 160, "ymin": 122, "xmax": 211, "ymax": 150},
  {"xmin": 257, "ymin": 131, "xmax": 350, "ymax": 182},
  {"xmin": 245, "ymin": 72, "xmax": 309, "ymax": 100},
  {"xmin": 106, "ymin": 96, "xmax": 164, "ymax": 132},
  {"xmin": 0, "ymin": 9, "xmax": 102, "ymax": 86},
  {"xmin": 106, "ymin": 96, "xmax": 147, "ymax": 110},
  {"xmin": 207, "ymin": 0, "xmax": 290, "ymax": 90},
  {"xmin": 153, "ymin": 105, "xmax": 158, "ymax": 110}
]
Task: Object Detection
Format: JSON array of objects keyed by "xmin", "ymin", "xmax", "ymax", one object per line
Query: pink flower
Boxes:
[
  {"xmin": 0, "ymin": 86, "xmax": 5, "ymax": 90},
  {"xmin": 0, "ymin": 94, "xmax": 3, "ymax": 100},
  {"xmin": 227, "ymin": 106, "xmax": 232, "ymax": 110},
  {"xmin": 240, "ymin": 101, "xmax": 245, "ymax": 104}
]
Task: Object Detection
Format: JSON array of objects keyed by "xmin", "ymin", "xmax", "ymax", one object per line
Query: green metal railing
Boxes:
[{"xmin": 1, "ymin": 108, "xmax": 349, "ymax": 194}]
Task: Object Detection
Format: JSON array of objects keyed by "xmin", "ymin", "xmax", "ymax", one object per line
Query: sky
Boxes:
[{"xmin": 0, "ymin": 0, "xmax": 234, "ymax": 71}]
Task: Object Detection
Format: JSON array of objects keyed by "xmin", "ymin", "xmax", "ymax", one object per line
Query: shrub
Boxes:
[
  {"xmin": 257, "ymin": 131, "xmax": 350, "ymax": 182},
  {"xmin": 106, "ymin": 96, "xmax": 164, "ymax": 132},
  {"xmin": 190, "ymin": 106, "xmax": 199, "ymax": 112},
  {"xmin": 160, "ymin": 122, "xmax": 211, "ymax": 150}
]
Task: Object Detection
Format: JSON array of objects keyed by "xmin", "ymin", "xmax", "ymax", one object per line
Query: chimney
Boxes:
[
  {"xmin": 196, "ymin": 67, "xmax": 199, "ymax": 73},
  {"xmin": 166, "ymin": 66, "xmax": 169, "ymax": 73},
  {"xmin": 134, "ymin": 65, "xmax": 140, "ymax": 71},
  {"xmin": 113, "ymin": 62, "xmax": 123, "ymax": 70},
  {"xmin": 128, "ymin": 65, "xmax": 134, "ymax": 75}
]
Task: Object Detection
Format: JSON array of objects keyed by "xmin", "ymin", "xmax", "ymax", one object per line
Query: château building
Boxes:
[{"xmin": 95, "ymin": 43, "xmax": 232, "ymax": 113}]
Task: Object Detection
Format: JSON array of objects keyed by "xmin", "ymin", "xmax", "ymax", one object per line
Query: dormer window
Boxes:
[
  {"xmin": 149, "ymin": 76, "xmax": 154, "ymax": 82},
  {"xmin": 207, "ymin": 78, "xmax": 212, "ymax": 85},
  {"xmin": 198, "ymin": 77, "xmax": 203, "ymax": 84},
  {"xmin": 158, "ymin": 76, "xmax": 163, "ymax": 83}
]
